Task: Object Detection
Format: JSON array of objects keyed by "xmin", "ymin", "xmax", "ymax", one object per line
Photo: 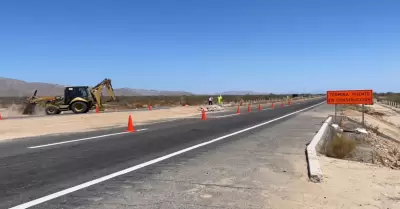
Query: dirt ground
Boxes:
[
  {"xmin": 336, "ymin": 103, "xmax": 400, "ymax": 170},
  {"xmin": 369, "ymin": 103, "xmax": 400, "ymax": 127},
  {"xmin": 341, "ymin": 107, "xmax": 400, "ymax": 143},
  {"xmin": 262, "ymin": 154, "xmax": 400, "ymax": 209},
  {"xmin": 0, "ymin": 106, "xmax": 203, "ymax": 141},
  {"xmin": 318, "ymin": 156, "xmax": 399, "ymax": 209}
]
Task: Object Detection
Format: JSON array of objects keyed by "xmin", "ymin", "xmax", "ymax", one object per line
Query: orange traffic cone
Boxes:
[
  {"xmin": 148, "ymin": 105, "xmax": 152, "ymax": 110},
  {"xmin": 272, "ymin": 102, "xmax": 275, "ymax": 109},
  {"xmin": 258, "ymin": 104, "xmax": 262, "ymax": 111},
  {"xmin": 236, "ymin": 106, "xmax": 240, "ymax": 114},
  {"xmin": 126, "ymin": 115, "xmax": 135, "ymax": 132},
  {"xmin": 248, "ymin": 104, "xmax": 251, "ymax": 112},
  {"xmin": 201, "ymin": 109, "xmax": 207, "ymax": 120},
  {"xmin": 95, "ymin": 105, "xmax": 99, "ymax": 113}
]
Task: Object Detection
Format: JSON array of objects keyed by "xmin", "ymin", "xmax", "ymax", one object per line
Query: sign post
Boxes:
[
  {"xmin": 334, "ymin": 104, "xmax": 337, "ymax": 123},
  {"xmin": 362, "ymin": 104, "xmax": 365, "ymax": 126},
  {"xmin": 327, "ymin": 90, "xmax": 373, "ymax": 127}
]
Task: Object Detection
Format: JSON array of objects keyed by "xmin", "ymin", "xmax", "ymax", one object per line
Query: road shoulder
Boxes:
[{"xmin": 40, "ymin": 104, "xmax": 331, "ymax": 209}]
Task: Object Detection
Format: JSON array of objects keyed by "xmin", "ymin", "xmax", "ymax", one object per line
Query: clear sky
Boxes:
[{"xmin": 0, "ymin": 0, "xmax": 399, "ymax": 94}]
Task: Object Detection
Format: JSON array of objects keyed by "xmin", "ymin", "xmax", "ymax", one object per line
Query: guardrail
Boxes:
[{"xmin": 378, "ymin": 100, "xmax": 400, "ymax": 109}]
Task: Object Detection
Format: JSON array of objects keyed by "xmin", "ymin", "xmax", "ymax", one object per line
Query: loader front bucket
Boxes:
[{"xmin": 22, "ymin": 103, "xmax": 37, "ymax": 115}]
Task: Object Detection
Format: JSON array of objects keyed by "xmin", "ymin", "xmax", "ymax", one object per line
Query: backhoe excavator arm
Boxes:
[{"xmin": 89, "ymin": 78, "xmax": 118, "ymax": 108}]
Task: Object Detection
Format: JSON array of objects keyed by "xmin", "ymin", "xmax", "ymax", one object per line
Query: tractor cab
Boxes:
[
  {"xmin": 63, "ymin": 86, "xmax": 92, "ymax": 104},
  {"xmin": 44, "ymin": 86, "xmax": 94, "ymax": 115}
]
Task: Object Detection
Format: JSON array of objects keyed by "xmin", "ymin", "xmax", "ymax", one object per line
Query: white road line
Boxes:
[
  {"xmin": 11, "ymin": 101, "xmax": 325, "ymax": 209},
  {"xmin": 213, "ymin": 113, "xmax": 238, "ymax": 118},
  {"xmin": 28, "ymin": 129, "xmax": 148, "ymax": 149}
]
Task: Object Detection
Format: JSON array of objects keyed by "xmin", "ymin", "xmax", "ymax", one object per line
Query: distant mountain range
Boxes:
[
  {"xmin": 0, "ymin": 77, "xmax": 319, "ymax": 97},
  {"xmin": 218, "ymin": 91, "xmax": 264, "ymax": 95},
  {"xmin": 0, "ymin": 77, "xmax": 193, "ymax": 97}
]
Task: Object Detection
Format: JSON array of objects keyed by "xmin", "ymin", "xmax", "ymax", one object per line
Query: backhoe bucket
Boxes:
[
  {"xmin": 22, "ymin": 103, "xmax": 37, "ymax": 115},
  {"xmin": 22, "ymin": 89, "xmax": 39, "ymax": 115}
]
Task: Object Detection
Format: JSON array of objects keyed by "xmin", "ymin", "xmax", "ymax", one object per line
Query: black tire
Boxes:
[
  {"xmin": 45, "ymin": 105, "xmax": 60, "ymax": 115},
  {"xmin": 71, "ymin": 101, "xmax": 88, "ymax": 114},
  {"xmin": 83, "ymin": 106, "xmax": 91, "ymax": 113}
]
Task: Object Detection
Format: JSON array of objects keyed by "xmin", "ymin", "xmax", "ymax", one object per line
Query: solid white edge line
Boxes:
[
  {"xmin": 28, "ymin": 129, "xmax": 148, "ymax": 149},
  {"xmin": 11, "ymin": 101, "xmax": 325, "ymax": 209},
  {"xmin": 213, "ymin": 113, "xmax": 239, "ymax": 118}
]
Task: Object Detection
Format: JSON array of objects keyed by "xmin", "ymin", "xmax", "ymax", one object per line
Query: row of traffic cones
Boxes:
[
  {"xmin": 235, "ymin": 101, "xmax": 289, "ymax": 114},
  {"xmin": 62, "ymin": 100, "xmax": 293, "ymax": 132},
  {"xmin": 199, "ymin": 101, "xmax": 292, "ymax": 121}
]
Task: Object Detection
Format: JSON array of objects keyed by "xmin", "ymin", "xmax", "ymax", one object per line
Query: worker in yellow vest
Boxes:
[{"xmin": 218, "ymin": 95, "xmax": 223, "ymax": 105}]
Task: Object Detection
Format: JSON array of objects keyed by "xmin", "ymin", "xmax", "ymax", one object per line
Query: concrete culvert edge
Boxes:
[{"xmin": 306, "ymin": 116, "xmax": 333, "ymax": 183}]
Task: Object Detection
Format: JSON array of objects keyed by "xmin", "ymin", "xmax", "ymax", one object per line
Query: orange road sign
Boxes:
[{"xmin": 327, "ymin": 90, "xmax": 373, "ymax": 105}]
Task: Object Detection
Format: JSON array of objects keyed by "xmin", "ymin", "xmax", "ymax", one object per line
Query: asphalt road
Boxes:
[{"xmin": 0, "ymin": 98, "xmax": 325, "ymax": 209}]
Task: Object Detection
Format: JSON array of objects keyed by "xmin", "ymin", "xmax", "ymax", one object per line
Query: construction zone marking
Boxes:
[
  {"xmin": 28, "ymin": 129, "xmax": 148, "ymax": 149},
  {"xmin": 11, "ymin": 101, "xmax": 325, "ymax": 209}
]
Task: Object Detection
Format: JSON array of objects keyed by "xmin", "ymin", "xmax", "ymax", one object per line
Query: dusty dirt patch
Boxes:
[
  {"xmin": 341, "ymin": 109, "xmax": 400, "ymax": 143},
  {"xmin": 369, "ymin": 103, "xmax": 400, "ymax": 127},
  {"xmin": 262, "ymin": 154, "xmax": 400, "ymax": 209},
  {"xmin": 318, "ymin": 156, "xmax": 400, "ymax": 209},
  {"xmin": 0, "ymin": 106, "xmax": 202, "ymax": 141}
]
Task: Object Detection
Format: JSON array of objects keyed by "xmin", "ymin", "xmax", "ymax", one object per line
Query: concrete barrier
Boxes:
[{"xmin": 306, "ymin": 116, "xmax": 333, "ymax": 183}]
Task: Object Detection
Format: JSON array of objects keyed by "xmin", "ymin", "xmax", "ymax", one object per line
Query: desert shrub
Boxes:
[{"xmin": 326, "ymin": 134, "xmax": 356, "ymax": 159}]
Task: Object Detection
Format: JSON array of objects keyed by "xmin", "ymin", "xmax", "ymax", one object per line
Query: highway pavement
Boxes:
[{"xmin": 0, "ymin": 97, "xmax": 325, "ymax": 209}]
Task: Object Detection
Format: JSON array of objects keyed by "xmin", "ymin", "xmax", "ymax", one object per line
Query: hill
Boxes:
[
  {"xmin": 220, "ymin": 91, "xmax": 264, "ymax": 95},
  {"xmin": 0, "ymin": 77, "xmax": 193, "ymax": 97}
]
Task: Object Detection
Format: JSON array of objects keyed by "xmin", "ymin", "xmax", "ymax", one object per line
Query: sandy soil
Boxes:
[
  {"xmin": 0, "ymin": 106, "xmax": 202, "ymax": 141},
  {"xmin": 369, "ymin": 103, "xmax": 400, "ymax": 127},
  {"xmin": 259, "ymin": 154, "xmax": 400, "ymax": 209},
  {"xmin": 342, "ymin": 109, "xmax": 400, "ymax": 143},
  {"xmin": 0, "ymin": 104, "xmax": 33, "ymax": 118},
  {"xmin": 318, "ymin": 156, "xmax": 400, "ymax": 209}
]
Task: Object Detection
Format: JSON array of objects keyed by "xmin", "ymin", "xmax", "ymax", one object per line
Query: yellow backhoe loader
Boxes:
[{"xmin": 22, "ymin": 78, "xmax": 118, "ymax": 115}]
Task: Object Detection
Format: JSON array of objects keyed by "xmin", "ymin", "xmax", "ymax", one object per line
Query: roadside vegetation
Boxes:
[
  {"xmin": 326, "ymin": 134, "xmax": 357, "ymax": 159},
  {"xmin": 375, "ymin": 92, "xmax": 400, "ymax": 103}
]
